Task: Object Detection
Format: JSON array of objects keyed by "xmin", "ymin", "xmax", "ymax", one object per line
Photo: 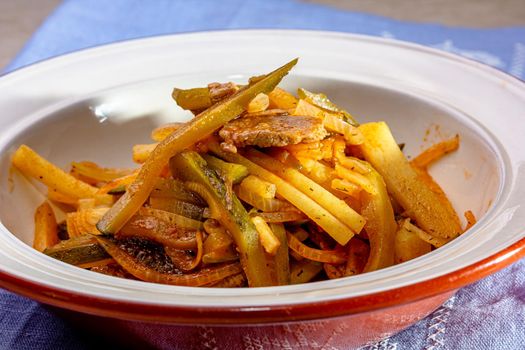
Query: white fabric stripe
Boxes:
[{"xmin": 424, "ymin": 296, "xmax": 456, "ymax": 350}]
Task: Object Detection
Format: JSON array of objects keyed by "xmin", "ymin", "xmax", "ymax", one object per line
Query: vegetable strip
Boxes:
[
  {"xmin": 287, "ymin": 233, "xmax": 346, "ymax": 264},
  {"xmin": 33, "ymin": 201, "xmax": 59, "ymax": 251},
  {"xmin": 359, "ymin": 122, "xmax": 462, "ymax": 240},
  {"xmin": 360, "ymin": 169, "xmax": 397, "ymax": 272},
  {"xmin": 244, "ymin": 148, "xmax": 365, "ymax": 234},
  {"xmin": 251, "ymin": 216, "xmax": 281, "ymax": 255},
  {"xmin": 236, "ymin": 186, "xmax": 293, "ymax": 212},
  {"xmin": 170, "ymin": 151, "xmax": 273, "ymax": 287},
  {"xmin": 71, "ymin": 161, "xmax": 134, "ymax": 183},
  {"xmin": 411, "ymin": 135, "xmax": 460, "ymax": 168},
  {"xmin": 209, "ymin": 142, "xmax": 357, "ymax": 246},
  {"xmin": 12, "ymin": 145, "xmax": 98, "ymax": 199},
  {"xmin": 97, "ymin": 58, "xmax": 298, "ymax": 234},
  {"xmin": 96, "ymin": 237, "xmax": 241, "ymax": 286},
  {"xmin": 118, "ymin": 214, "xmax": 198, "ymax": 250},
  {"xmin": 15, "ymin": 59, "xmax": 472, "ymax": 289},
  {"xmin": 290, "ymin": 260, "xmax": 323, "ymax": 284},
  {"xmin": 270, "ymin": 223, "xmax": 290, "ymax": 285}
]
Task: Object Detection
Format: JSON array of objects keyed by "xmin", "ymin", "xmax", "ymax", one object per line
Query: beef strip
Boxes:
[
  {"xmin": 190, "ymin": 82, "xmax": 239, "ymax": 115},
  {"xmin": 219, "ymin": 115, "xmax": 327, "ymax": 150},
  {"xmin": 209, "ymin": 82, "xmax": 239, "ymax": 103}
]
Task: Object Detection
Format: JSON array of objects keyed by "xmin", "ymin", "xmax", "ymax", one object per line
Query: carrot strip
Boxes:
[
  {"xmin": 464, "ymin": 210, "xmax": 477, "ymax": 232},
  {"xmin": 411, "ymin": 135, "xmax": 460, "ymax": 169}
]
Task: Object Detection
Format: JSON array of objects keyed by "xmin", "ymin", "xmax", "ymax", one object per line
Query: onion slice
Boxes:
[
  {"xmin": 96, "ymin": 236, "xmax": 241, "ymax": 286},
  {"xmin": 286, "ymin": 232, "xmax": 346, "ymax": 264}
]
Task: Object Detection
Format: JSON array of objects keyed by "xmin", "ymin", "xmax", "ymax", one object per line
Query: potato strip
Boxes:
[
  {"xmin": 404, "ymin": 220, "xmax": 449, "ymax": 248},
  {"xmin": 33, "ymin": 201, "xmax": 59, "ymax": 251},
  {"xmin": 359, "ymin": 122, "xmax": 462, "ymax": 240},
  {"xmin": 132, "ymin": 143, "xmax": 157, "ymax": 164},
  {"xmin": 47, "ymin": 189, "xmax": 78, "ymax": 206},
  {"xmin": 239, "ymin": 175, "xmax": 276, "ymax": 199},
  {"xmin": 12, "ymin": 145, "xmax": 98, "ymax": 199},
  {"xmin": 304, "ymin": 160, "xmax": 334, "ymax": 185},
  {"xmin": 268, "ymin": 87, "xmax": 297, "ymax": 109},
  {"xmin": 331, "ymin": 178, "xmax": 361, "ymax": 198},
  {"xmin": 251, "ymin": 216, "xmax": 281, "ymax": 256},
  {"xmin": 335, "ymin": 165, "xmax": 376, "ymax": 195},
  {"xmin": 244, "ymin": 148, "xmax": 365, "ymax": 234},
  {"xmin": 247, "ymin": 93, "xmax": 270, "ymax": 113},
  {"xmin": 411, "ymin": 165, "xmax": 462, "ymax": 230},
  {"xmin": 151, "ymin": 123, "xmax": 185, "ymax": 142},
  {"xmin": 394, "ymin": 219, "xmax": 432, "ymax": 263},
  {"xmin": 209, "ymin": 142, "xmax": 356, "ymax": 245}
]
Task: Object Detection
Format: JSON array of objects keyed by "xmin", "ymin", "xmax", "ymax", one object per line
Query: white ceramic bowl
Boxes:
[{"xmin": 0, "ymin": 30, "xmax": 524, "ymax": 345}]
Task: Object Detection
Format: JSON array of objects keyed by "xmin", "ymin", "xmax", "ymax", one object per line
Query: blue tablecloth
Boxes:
[{"xmin": 2, "ymin": 1, "xmax": 524, "ymax": 349}]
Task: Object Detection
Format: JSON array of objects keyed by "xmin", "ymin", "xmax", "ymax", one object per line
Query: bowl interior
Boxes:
[
  {"xmin": 1, "ymin": 31, "xmax": 524, "ymax": 314},
  {"xmin": 0, "ymin": 75, "xmax": 501, "ymax": 247}
]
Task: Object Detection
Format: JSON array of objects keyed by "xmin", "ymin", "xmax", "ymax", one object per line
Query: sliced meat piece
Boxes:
[
  {"xmin": 219, "ymin": 115, "xmax": 327, "ymax": 149},
  {"xmin": 208, "ymin": 82, "xmax": 239, "ymax": 104},
  {"xmin": 188, "ymin": 82, "xmax": 239, "ymax": 116}
]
